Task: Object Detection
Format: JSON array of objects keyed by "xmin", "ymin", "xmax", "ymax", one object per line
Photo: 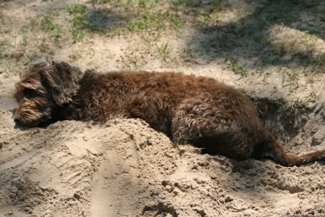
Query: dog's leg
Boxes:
[
  {"xmin": 171, "ymin": 96, "xmax": 259, "ymax": 160},
  {"xmin": 172, "ymin": 96, "xmax": 325, "ymax": 166}
]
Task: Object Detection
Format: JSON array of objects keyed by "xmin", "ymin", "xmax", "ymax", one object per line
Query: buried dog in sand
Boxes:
[{"xmin": 14, "ymin": 60, "xmax": 325, "ymax": 166}]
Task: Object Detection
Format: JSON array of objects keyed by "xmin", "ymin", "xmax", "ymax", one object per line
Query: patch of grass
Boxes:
[
  {"xmin": 172, "ymin": 0, "xmax": 204, "ymax": 8},
  {"xmin": 41, "ymin": 17, "xmax": 63, "ymax": 39},
  {"xmin": 252, "ymin": 32, "xmax": 265, "ymax": 43},
  {"xmin": 303, "ymin": 29, "xmax": 319, "ymax": 36},
  {"xmin": 225, "ymin": 57, "xmax": 248, "ymax": 77},
  {"xmin": 93, "ymin": 1, "xmax": 187, "ymax": 34},
  {"xmin": 268, "ymin": 55, "xmax": 279, "ymax": 65},
  {"xmin": 138, "ymin": 0, "xmax": 157, "ymax": 9},
  {"xmin": 127, "ymin": 10, "xmax": 184, "ymax": 32},
  {"xmin": 282, "ymin": 71, "xmax": 300, "ymax": 92},
  {"xmin": 89, "ymin": 0, "xmax": 108, "ymax": 3},
  {"xmin": 251, "ymin": 12, "xmax": 282, "ymax": 33},
  {"xmin": 69, "ymin": 15, "xmax": 94, "ymax": 39},
  {"xmin": 179, "ymin": 47, "xmax": 193, "ymax": 59},
  {"xmin": 274, "ymin": 92, "xmax": 316, "ymax": 113},
  {"xmin": 254, "ymin": 60, "xmax": 264, "ymax": 75},
  {"xmin": 67, "ymin": 3, "xmax": 87, "ymax": 15},
  {"xmin": 70, "ymin": 14, "xmax": 93, "ymax": 30},
  {"xmin": 87, "ymin": 1, "xmax": 188, "ymax": 36},
  {"xmin": 25, "ymin": 52, "xmax": 41, "ymax": 63},
  {"xmin": 315, "ymin": 54, "xmax": 325, "ymax": 66},
  {"xmin": 157, "ymin": 42, "xmax": 172, "ymax": 62},
  {"xmin": 30, "ymin": 19, "xmax": 39, "ymax": 29},
  {"xmin": 169, "ymin": 13, "xmax": 184, "ymax": 28},
  {"xmin": 4, "ymin": 67, "xmax": 11, "ymax": 77},
  {"xmin": 171, "ymin": 0, "xmax": 221, "ymax": 26},
  {"xmin": 263, "ymin": 72, "xmax": 271, "ymax": 82},
  {"xmin": 22, "ymin": 33, "xmax": 29, "ymax": 46},
  {"xmin": 37, "ymin": 42, "xmax": 50, "ymax": 53},
  {"xmin": 232, "ymin": 63, "xmax": 247, "ymax": 77},
  {"xmin": 21, "ymin": 18, "xmax": 39, "ymax": 32},
  {"xmin": 299, "ymin": 92, "xmax": 317, "ymax": 107},
  {"xmin": 264, "ymin": 13, "xmax": 280, "ymax": 23},
  {"xmin": 3, "ymin": 64, "xmax": 21, "ymax": 77},
  {"xmin": 311, "ymin": 5, "xmax": 325, "ymax": 15},
  {"xmin": 67, "ymin": 3, "xmax": 94, "ymax": 41}
]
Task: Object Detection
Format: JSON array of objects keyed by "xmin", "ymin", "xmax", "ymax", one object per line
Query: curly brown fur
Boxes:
[{"xmin": 14, "ymin": 60, "xmax": 325, "ymax": 166}]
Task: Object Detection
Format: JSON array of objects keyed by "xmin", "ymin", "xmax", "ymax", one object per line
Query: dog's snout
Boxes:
[{"xmin": 14, "ymin": 114, "xmax": 21, "ymax": 123}]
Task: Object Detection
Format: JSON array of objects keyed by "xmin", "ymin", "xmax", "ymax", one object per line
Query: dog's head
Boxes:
[{"xmin": 14, "ymin": 60, "xmax": 81, "ymax": 127}]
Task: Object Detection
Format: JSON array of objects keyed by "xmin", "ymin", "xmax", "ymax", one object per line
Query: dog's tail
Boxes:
[{"xmin": 257, "ymin": 136, "xmax": 325, "ymax": 166}]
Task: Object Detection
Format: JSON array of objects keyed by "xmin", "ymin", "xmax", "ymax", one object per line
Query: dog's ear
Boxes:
[
  {"xmin": 16, "ymin": 60, "xmax": 51, "ymax": 91},
  {"xmin": 41, "ymin": 61, "xmax": 82, "ymax": 106}
]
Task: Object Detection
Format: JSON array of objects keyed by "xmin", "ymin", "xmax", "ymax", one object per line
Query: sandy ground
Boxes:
[{"xmin": 1, "ymin": 0, "xmax": 325, "ymax": 216}]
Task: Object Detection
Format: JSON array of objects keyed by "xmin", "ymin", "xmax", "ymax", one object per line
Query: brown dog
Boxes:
[{"xmin": 14, "ymin": 60, "xmax": 325, "ymax": 166}]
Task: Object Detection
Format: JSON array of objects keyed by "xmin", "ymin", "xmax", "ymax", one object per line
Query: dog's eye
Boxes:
[
  {"xmin": 23, "ymin": 89, "xmax": 44, "ymax": 99},
  {"xmin": 23, "ymin": 89, "xmax": 36, "ymax": 98}
]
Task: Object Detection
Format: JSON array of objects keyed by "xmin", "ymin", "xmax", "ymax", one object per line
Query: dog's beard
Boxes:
[{"xmin": 14, "ymin": 98, "xmax": 54, "ymax": 127}]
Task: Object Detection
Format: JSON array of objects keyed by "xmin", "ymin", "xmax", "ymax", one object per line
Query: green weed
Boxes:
[
  {"xmin": 227, "ymin": 58, "xmax": 248, "ymax": 77},
  {"xmin": 90, "ymin": 0, "xmax": 110, "ymax": 4},
  {"xmin": 274, "ymin": 92, "xmax": 316, "ymax": 113},
  {"xmin": 170, "ymin": 13, "xmax": 184, "ymax": 28},
  {"xmin": 315, "ymin": 54, "xmax": 325, "ymax": 66},
  {"xmin": 138, "ymin": 0, "xmax": 157, "ymax": 9},
  {"xmin": 128, "ymin": 11, "xmax": 177, "ymax": 32},
  {"xmin": 70, "ymin": 15, "xmax": 94, "ymax": 31},
  {"xmin": 66, "ymin": 3, "xmax": 94, "ymax": 41},
  {"xmin": 263, "ymin": 72, "xmax": 271, "ymax": 82},
  {"xmin": 268, "ymin": 55, "xmax": 279, "ymax": 65},
  {"xmin": 4, "ymin": 64, "xmax": 20, "ymax": 77},
  {"xmin": 67, "ymin": 3, "xmax": 87, "ymax": 15},
  {"xmin": 252, "ymin": 33, "xmax": 265, "ymax": 43},
  {"xmin": 172, "ymin": 0, "xmax": 204, "ymax": 8},
  {"xmin": 179, "ymin": 47, "xmax": 193, "ymax": 59},
  {"xmin": 38, "ymin": 42, "xmax": 50, "ymax": 53},
  {"xmin": 254, "ymin": 60, "xmax": 264, "ymax": 75},
  {"xmin": 22, "ymin": 33, "xmax": 28, "ymax": 46},
  {"xmin": 282, "ymin": 71, "xmax": 300, "ymax": 92},
  {"xmin": 25, "ymin": 52, "xmax": 41, "ymax": 62},
  {"xmin": 41, "ymin": 17, "xmax": 62, "ymax": 39},
  {"xmin": 157, "ymin": 42, "xmax": 172, "ymax": 62}
]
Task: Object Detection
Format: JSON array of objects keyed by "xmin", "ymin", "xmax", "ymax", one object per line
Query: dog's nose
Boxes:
[{"xmin": 14, "ymin": 114, "xmax": 21, "ymax": 123}]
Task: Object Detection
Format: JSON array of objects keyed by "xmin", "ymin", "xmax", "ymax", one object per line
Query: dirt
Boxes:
[{"xmin": 1, "ymin": 0, "xmax": 325, "ymax": 216}]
